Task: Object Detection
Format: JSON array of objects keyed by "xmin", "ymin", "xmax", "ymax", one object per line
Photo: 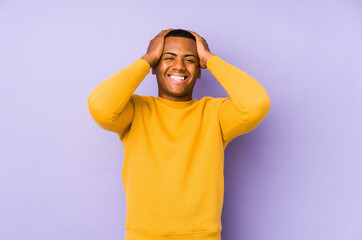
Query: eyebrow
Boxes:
[{"xmin": 162, "ymin": 52, "xmax": 198, "ymax": 59}]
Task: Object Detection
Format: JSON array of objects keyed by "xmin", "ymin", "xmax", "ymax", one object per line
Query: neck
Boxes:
[{"xmin": 158, "ymin": 93, "xmax": 193, "ymax": 102}]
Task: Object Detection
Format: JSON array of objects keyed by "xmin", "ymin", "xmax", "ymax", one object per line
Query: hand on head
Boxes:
[
  {"xmin": 187, "ymin": 30, "xmax": 216, "ymax": 69},
  {"xmin": 141, "ymin": 28, "xmax": 174, "ymax": 69}
]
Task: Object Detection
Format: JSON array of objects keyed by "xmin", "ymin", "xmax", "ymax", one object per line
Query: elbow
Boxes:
[
  {"xmin": 256, "ymin": 89, "xmax": 271, "ymax": 116},
  {"xmin": 233, "ymin": 95, "xmax": 271, "ymax": 123},
  {"xmin": 262, "ymin": 96, "xmax": 271, "ymax": 115},
  {"xmin": 87, "ymin": 94, "xmax": 111, "ymax": 126},
  {"xmin": 256, "ymin": 96, "xmax": 271, "ymax": 120},
  {"xmin": 238, "ymin": 98, "xmax": 271, "ymax": 129},
  {"xmin": 87, "ymin": 94, "xmax": 99, "ymax": 120}
]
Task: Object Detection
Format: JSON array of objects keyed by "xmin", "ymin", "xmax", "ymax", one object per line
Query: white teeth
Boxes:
[{"xmin": 169, "ymin": 75, "xmax": 185, "ymax": 81}]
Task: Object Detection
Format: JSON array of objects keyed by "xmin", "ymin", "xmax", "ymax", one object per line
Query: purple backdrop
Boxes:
[{"xmin": 1, "ymin": 0, "xmax": 361, "ymax": 239}]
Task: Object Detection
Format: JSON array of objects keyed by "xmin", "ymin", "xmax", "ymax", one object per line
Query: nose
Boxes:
[{"xmin": 172, "ymin": 58, "xmax": 186, "ymax": 71}]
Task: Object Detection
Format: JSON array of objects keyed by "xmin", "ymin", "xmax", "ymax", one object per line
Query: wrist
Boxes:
[
  {"xmin": 141, "ymin": 54, "xmax": 156, "ymax": 68},
  {"xmin": 204, "ymin": 52, "xmax": 216, "ymax": 63}
]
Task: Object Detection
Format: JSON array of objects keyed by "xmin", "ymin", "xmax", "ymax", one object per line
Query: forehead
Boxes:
[{"xmin": 163, "ymin": 37, "xmax": 197, "ymax": 55}]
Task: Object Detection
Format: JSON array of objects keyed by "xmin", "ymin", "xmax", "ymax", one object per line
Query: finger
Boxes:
[
  {"xmin": 154, "ymin": 28, "xmax": 173, "ymax": 39},
  {"xmin": 155, "ymin": 28, "xmax": 172, "ymax": 37},
  {"xmin": 188, "ymin": 30, "xmax": 196, "ymax": 37},
  {"xmin": 155, "ymin": 30, "xmax": 167, "ymax": 37},
  {"xmin": 160, "ymin": 28, "xmax": 174, "ymax": 36},
  {"xmin": 188, "ymin": 30, "xmax": 201, "ymax": 39}
]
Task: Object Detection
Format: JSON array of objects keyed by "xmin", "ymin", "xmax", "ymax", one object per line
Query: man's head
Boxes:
[{"xmin": 152, "ymin": 29, "xmax": 201, "ymax": 101}]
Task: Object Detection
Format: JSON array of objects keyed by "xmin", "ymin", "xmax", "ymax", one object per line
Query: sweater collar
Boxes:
[{"xmin": 156, "ymin": 96, "xmax": 196, "ymax": 108}]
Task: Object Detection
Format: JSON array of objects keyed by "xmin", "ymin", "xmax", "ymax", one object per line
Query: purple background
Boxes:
[{"xmin": 1, "ymin": 0, "xmax": 361, "ymax": 239}]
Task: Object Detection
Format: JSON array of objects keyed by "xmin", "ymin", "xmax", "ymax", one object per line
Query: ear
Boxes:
[{"xmin": 197, "ymin": 69, "xmax": 201, "ymax": 79}]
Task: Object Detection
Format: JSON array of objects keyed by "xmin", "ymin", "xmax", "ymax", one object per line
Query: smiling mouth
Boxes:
[{"xmin": 167, "ymin": 74, "xmax": 188, "ymax": 83}]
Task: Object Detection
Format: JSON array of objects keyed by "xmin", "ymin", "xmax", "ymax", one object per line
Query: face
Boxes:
[{"xmin": 152, "ymin": 36, "xmax": 201, "ymax": 101}]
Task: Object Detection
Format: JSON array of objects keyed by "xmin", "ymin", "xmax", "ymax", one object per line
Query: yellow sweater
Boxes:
[{"xmin": 87, "ymin": 56, "xmax": 271, "ymax": 240}]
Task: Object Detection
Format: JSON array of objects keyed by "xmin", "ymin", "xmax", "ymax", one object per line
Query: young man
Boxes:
[{"xmin": 87, "ymin": 28, "xmax": 271, "ymax": 240}]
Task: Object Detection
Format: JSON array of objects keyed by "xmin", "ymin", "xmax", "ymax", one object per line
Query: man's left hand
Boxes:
[{"xmin": 188, "ymin": 31, "xmax": 216, "ymax": 69}]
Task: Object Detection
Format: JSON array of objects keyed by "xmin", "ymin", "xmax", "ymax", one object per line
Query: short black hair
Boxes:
[{"xmin": 165, "ymin": 29, "xmax": 196, "ymax": 41}]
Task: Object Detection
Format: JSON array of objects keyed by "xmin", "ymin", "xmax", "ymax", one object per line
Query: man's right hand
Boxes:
[{"xmin": 141, "ymin": 28, "xmax": 174, "ymax": 69}]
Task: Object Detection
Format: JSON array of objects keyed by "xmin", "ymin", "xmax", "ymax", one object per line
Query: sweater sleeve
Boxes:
[
  {"xmin": 207, "ymin": 56, "xmax": 271, "ymax": 145},
  {"xmin": 87, "ymin": 58, "xmax": 150, "ymax": 139}
]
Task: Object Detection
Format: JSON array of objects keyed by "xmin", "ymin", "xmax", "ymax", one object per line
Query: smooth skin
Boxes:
[{"xmin": 141, "ymin": 28, "xmax": 216, "ymax": 101}]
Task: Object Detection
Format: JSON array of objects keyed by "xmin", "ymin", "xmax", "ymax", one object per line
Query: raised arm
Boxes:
[
  {"xmin": 87, "ymin": 28, "xmax": 174, "ymax": 139},
  {"xmin": 208, "ymin": 56, "xmax": 271, "ymax": 144},
  {"xmin": 189, "ymin": 31, "xmax": 271, "ymax": 145},
  {"xmin": 87, "ymin": 59, "xmax": 149, "ymax": 138}
]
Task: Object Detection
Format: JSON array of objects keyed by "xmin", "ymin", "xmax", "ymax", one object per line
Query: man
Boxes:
[{"xmin": 87, "ymin": 28, "xmax": 271, "ymax": 240}]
